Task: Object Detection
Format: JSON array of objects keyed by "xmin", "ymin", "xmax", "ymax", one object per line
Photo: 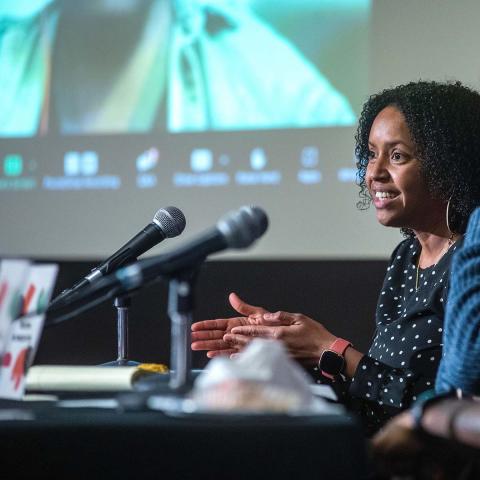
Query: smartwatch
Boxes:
[{"xmin": 319, "ymin": 338, "xmax": 352, "ymax": 380}]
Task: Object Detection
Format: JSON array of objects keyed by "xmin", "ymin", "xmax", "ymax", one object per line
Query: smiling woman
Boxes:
[
  {"xmin": 356, "ymin": 81, "xmax": 480, "ymax": 236},
  {"xmin": 366, "ymin": 106, "xmax": 445, "ymax": 233},
  {"xmin": 191, "ymin": 81, "xmax": 480, "ymax": 435}
]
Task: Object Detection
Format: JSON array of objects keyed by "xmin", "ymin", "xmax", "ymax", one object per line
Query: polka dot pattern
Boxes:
[{"xmin": 346, "ymin": 236, "xmax": 461, "ymax": 434}]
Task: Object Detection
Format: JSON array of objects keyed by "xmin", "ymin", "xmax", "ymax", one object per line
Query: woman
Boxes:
[
  {"xmin": 372, "ymin": 206, "xmax": 480, "ymax": 479},
  {"xmin": 191, "ymin": 81, "xmax": 480, "ymax": 434}
]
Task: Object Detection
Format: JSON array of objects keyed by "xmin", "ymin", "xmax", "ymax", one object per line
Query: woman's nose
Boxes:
[{"xmin": 367, "ymin": 154, "xmax": 389, "ymax": 180}]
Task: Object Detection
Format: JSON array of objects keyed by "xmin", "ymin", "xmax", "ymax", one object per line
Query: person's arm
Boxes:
[
  {"xmin": 222, "ymin": 296, "xmax": 366, "ymax": 370},
  {"xmin": 345, "ymin": 345, "xmax": 443, "ymax": 436},
  {"xmin": 436, "ymin": 207, "xmax": 480, "ymax": 395},
  {"xmin": 343, "ymin": 346, "xmax": 364, "ymax": 378},
  {"xmin": 370, "ymin": 397, "xmax": 480, "ymax": 478},
  {"xmin": 192, "ymin": 292, "xmax": 365, "ymax": 376},
  {"xmin": 421, "ymin": 398, "xmax": 480, "ymax": 449}
]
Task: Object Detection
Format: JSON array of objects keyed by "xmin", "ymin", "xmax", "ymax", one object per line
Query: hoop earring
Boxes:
[{"xmin": 446, "ymin": 195, "xmax": 454, "ymax": 239}]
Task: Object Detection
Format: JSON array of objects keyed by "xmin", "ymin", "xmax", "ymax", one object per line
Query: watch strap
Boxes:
[{"xmin": 329, "ymin": 338, "xmax": 352, "ymax": 356}]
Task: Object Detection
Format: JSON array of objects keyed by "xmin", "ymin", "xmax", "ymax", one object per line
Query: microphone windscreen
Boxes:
[
  {"xmin": 154, "ymin": 206, "xmax": 186, "ymax": 238},
  {"xmin": 242, "ymin": 205, "xmax": 269, "ymax": 239},
  {"xmin": 218, "ymin": 205, "xmax": 269, "ymax": 249}
]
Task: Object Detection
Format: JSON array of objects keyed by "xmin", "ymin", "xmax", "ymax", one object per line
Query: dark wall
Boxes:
[{"xmin": 35, "ymin": 259, "xmax": 388, "ymax": 368}]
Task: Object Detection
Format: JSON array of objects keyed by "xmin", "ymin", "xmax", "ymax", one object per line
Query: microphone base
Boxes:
[
  {"xmin": 133, "ymin": 369, "xmax": 202, "ymax": 393},
  {"xmin": 100, "ymin": 359, "xmax": 141, "ymax": 367}
]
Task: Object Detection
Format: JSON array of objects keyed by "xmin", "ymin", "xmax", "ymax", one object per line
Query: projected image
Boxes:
[{"xmin": 0, "ymin": 0, "xmax": 369, "ymax": 137}]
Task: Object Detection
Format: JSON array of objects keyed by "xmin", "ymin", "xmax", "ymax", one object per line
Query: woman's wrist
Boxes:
[
  {"xmin": 343, "ymin": 346, "xmax": 364, "ymax": 378},
  {"xmin": 318, "ymin": 333, "xmax": 338, "ymax": 358},
  {"xmin": 317, "ymin": 337, "xmax": 355, "ymax": 379}
]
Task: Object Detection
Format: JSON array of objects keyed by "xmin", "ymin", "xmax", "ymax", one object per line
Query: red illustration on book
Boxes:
[
  {"xmin": 0, "ymin": 281, "xmax": 8, "ymax": 308},
  {"xmin": 2, "ymin": 351, "xmax": 11, "ymax": 367},
  {"xmin": 11, "ymin": 347, "xmax": 30, "ymax": 391},
  {"xmin": 22, "ymin": 284, "xmax": 36, "ymax": 315}
]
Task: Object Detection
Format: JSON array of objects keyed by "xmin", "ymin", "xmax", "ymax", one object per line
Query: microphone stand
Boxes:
[
  {"xmin": 102, "ymin": 294, "xmax": 140, "ymax": 366},
  {"xmin": 167, "ymin": 269, "xmax": 198, "ymax": 392}
]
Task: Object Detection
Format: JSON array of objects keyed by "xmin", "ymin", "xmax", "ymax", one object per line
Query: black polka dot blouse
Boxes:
[{"xmin": 343, "ymin": 236, "xmax": 461, "ymax": 435}]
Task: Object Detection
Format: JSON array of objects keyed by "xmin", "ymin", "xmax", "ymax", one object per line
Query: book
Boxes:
[{"xmin": 25, "ymin": 364, "xmax": 168, "ymax": 393}]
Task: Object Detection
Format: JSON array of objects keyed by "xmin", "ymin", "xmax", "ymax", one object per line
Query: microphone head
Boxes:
[
  {"xmin": 217, "ymin": 205, "xmax": 269, "ymax": 249},
  {"xmin": 239, "ymin": 205, "xmax": 269, "ymax": 240},
  {"xmin": 153, "ymin": 206, "xmax": 186, "ymax": 238}
]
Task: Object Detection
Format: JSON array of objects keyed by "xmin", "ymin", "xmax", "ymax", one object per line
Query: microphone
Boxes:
[
  {"xmin": 48, "ymin": 206, "xmax": 268, "ymax": 313},
  {"xmin": 126, "ymin": 204, "xmax": 269, "ymax": 278},
  {"xmin": 50, "ymin": 206, "xmax": 186, "ymax": 306}
]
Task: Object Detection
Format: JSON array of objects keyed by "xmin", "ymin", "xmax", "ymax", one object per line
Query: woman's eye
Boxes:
[
  {"xmin": 392, "ymin": 152, "xmax": 403, "ymax": 161},
  {"xmin": 368, "ymin": 150, "xmax": 376, "ymax": 159}
]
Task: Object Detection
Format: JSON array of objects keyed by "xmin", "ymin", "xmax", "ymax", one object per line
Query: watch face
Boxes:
[{"xmin": 320, "ymin": 350, "xmax": 344, "ymax": 376}]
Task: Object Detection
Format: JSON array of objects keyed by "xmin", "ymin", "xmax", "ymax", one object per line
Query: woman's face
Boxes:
[{"xmin": 366, "ymin": 106, "xmax": 444, "ymax": 232}]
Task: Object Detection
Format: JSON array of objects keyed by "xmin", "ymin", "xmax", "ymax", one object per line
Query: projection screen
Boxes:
[{"xmin": 0, "ymin": 0, "xmax": 478, "ymax": 260}]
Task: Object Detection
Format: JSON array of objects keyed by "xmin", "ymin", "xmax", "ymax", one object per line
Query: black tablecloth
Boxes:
[{"xmin": 0, "ymin": 396, "xmax": 369, "ymax": 479}]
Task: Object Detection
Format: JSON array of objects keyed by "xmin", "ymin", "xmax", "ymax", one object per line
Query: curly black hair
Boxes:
[{"xmin": 355, "ymin": 80, "xmax": 480, "ymax": 234}]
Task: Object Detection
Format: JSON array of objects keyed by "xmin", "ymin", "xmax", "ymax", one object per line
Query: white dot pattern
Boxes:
[{"xmin": 345, "ymin": 236, "xmax": 459, "ymax": 434}]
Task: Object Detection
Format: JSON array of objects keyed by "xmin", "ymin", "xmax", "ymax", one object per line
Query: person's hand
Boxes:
[
  {"xmin": 191, "ymin": 293, "xmax": 270, "ymax": 358},
  {"xmin": 371, "ymin": 411, "xmax": 419, "ymax": 476},
  {"xmin": 370, "ymin": 411, "xmax": 427, "ymax": 477},
  {"xmin": 371, "ymin": 410, "xmax": 459, "ymax": 479},
  {"xmin": 224, "ymin": 307, "xmax": 336, "ymax": 364}
]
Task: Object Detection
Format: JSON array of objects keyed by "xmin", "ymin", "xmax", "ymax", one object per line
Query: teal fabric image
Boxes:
[{"xmin": 0, "ymin": 0, "xmax": 368, "ymax": 136}]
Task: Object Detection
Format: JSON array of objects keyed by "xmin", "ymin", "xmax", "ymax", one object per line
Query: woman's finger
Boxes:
[
  {"xmin": 223, "ymin": 333, "xmax": 255, "ymax": 347},
  {"xmin": 191, "ymin": 319, "xmax": 230, "ymax": 331},
  {"xmin": 191, "ymin": 339, "xmax": 230, "ymax": 351},
  {"xmin": 261, "ymin": 311, "xmax": 295, "ymax": 325},
  {"xmin": 207, "ymin": 349, "xmax": 238, "ymax": 358},
  {"xmin": 229, "ymin": 325, "xmax": 278, "ymax": 338},
  {"xmin": 229, "ymin": 292, "xmax": 268, "ymax": 317},
  {"xmin": 191, "ymin": 330, "xmax": 225, "ymax": 341}
]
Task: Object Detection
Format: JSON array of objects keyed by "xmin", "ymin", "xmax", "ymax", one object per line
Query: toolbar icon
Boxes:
[
  {"xmin": 3, "ymin": 155, "xmax": 23, "ymax": 177},
  {"xmin": 250, "ymin": 148, "xmax": 267, "ymax": 170},
  {"xmin": 300, "ymin": 147, "xmax": 319, "ymax": 168},
  {"xmin": 64, "ymin": 151, "xmax": 99, "ymax": 176},
  {"xmin": 136, "ymin": 148, "xmax": 159, "ymax": 173},
  {"xmin": 190, "ymin": 149, "xmax": 213, "ymax": 172}
]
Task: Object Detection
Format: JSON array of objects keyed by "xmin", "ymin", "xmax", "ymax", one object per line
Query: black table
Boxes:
[{"xmin": 0, "ymin": 395, "xmax": 369, "ymax": 479}]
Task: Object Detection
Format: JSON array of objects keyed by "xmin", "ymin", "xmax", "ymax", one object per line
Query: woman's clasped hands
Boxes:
[{"xmin": 191, "ymin": 292, "xmax": 336, "ymax": 363}]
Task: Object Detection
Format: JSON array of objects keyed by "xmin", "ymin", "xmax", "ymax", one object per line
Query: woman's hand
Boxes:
[
  {"xmin": 191, "ymin": 293, "xmax": 270, "ymax": 358},
  {"xmin": 191, "ymin": 292, "xmax": 337, "ymax": 364},
  {"xmin": 225, "ymin": 309, "xmax": 336, "ymax": 364}
]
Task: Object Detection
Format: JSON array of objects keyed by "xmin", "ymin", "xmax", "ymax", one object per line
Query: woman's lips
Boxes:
[{"xmin": 372, "ymin": 190, "xmax": 399, "ymax": 208}]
